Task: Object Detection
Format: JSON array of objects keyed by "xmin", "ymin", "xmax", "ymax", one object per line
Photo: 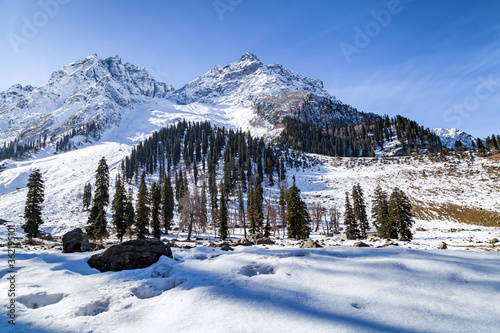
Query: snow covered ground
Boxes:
[{"xmin": 1, "ymin": 244, "xmax": 499, "ymax": 332}]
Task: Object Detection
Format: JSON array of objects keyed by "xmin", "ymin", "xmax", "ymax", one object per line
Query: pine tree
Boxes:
[
  {"xmin": 218, "ymin": 187, "xmax": 229, "ymax": 240},
  {"xmin": 23, "ymin": 169, "xmax": 45, "ymax": 243},
  {"xmin": 161, "ymin": 175, "xmax": 174, "ymax": 234},
  {"xmin": 352, "ymin": 184, "xmax": 369, "ymax": 239},
  {"xmin": 111, "ymin": 178, "xmax": 127, "ymax": 242},
  {"xmin": 150, "ymin": 182, "xmax": 162, "ymax": 239},
  {"xmin": 344, "ymin": 192, "xmax": 359, "ymax": 239},
  {"xmin": 388, "ymin": 187, "xmax": 414, "ymax": 241},
  {"xmin": 372, "ymin": 185, "xmax": 394, "ymax": 239},
  {"xmin": 286, "ymin": 183, "xmax": 310, "ymax": 239},
  {"xmin": 86, "ymin": 157, "xmax": 110, "ymax": 243},
  {"xmin": 279, "ymin": 185, "xmax": 287, "ymax": 230},
  {"xmin": 135, "ymin": 171, "xmax": 150, "ymax": 239},
  {"xmin": 83, "ymin": 182, "xmax": 92, "ymax": 211}
]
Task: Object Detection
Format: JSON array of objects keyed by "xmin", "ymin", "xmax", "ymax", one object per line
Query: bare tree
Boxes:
[
  {"xmin": 310, "ymin": 203, "xmax": 326, "ymax": 233},
  {"xmin": 179, "ymin": 186, "xmax": 194, "ymax": 240},
  {"xmin": 327, "ymin": 206, "xmax": 340, "ymax": 235}
]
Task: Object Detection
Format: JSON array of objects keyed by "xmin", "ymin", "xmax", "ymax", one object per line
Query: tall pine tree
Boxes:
[
  {"xmin": 388, "ymin": 187, "xmax": 414, "ymax": 241},
  {"xmin": 352, "ymin": 184, "xmax": 369, "ymax": 239},
  {"xmin": 161, "ymin": 175, "xmax": 174, "ymax": 234},
  {"xmin": 111, "ymin": 178, "xmax": 127, "ymax": 242},
  {"xmin": 135, "ymin": 171, "xmax": 150, "ymax": 239},
  {"xmin": 372, "ymin": 185, "xmax": 395, "ymax": 239},
  {"xmin": 86, "ymin": 157, "xmax": 110, "ymax": 243},
  {"xmin": 23, "ymin": 169, "xmax": 45, "ymax": 243},
  {"xmin": 218, "ymin": 187, "xmax": 229, "ymax": 240},
  {"xmin": 150, "ymin": 182, "xmax": 162, "ymax": 238},
  {"xmin": 344, "ymin": 192, "xmax": 359, "ymax": 239},
  {"xmin": 286, "ymin": 183, "xmax": 310, "ymax": 239}
]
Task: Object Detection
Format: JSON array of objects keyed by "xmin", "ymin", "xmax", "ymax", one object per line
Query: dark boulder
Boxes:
[
  {"xmin": 255, "ymin": 237, "xmax": 275, "ymax": 245},
  {"xmin": 87, "ymin": 238, "xmax": 172, "ymax": 272},
  {"xmin": 62, "ymin": 228, "xmax": 91, "ymax": 253},
  {"xmin": 219, "ymin": 242, "xmax": 234, "ymax": 251}
]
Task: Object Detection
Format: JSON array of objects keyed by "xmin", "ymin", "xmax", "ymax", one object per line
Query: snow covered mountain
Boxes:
[
  {"xmin": 0, "ymin": 52, "xmax": 371, "ymax": 148},
  {"xmin": 0, "ymin": 54, "xmax": 174, "ymax": 145},
  {"xmin": 432, "ymin": 128, "xmax": 476, "ymax": 150},
  {"xmin": 175, "ymin": 52, "xmax": 331, "ymax": 106}
]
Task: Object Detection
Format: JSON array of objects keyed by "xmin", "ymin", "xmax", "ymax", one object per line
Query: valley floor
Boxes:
[{"xmin": 1, "ymin": 242, "xmax": 500, "ymax": 333}]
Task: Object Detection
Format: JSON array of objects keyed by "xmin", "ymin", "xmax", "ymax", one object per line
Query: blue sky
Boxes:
[{"xmin": 0, "ymin": 0, "xmax": 499, "ymax": 138}]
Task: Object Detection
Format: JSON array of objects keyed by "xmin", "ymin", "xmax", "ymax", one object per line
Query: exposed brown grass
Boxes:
[{"xmin": 412, "ymin": 199, "xmax": 500, "ymax": 227}]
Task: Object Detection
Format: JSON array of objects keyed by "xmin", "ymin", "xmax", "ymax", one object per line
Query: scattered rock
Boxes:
[
  {"xmin": 62, "ymin": 228, "xmax": 92, "ymax": 253},
  {"xmin": 377, "ymin": 241, "xmax": 398, "ymax": 248},
  {"xmin": 37, "ymin": 232, "xmax": 54, "ymax": 241},
  {"xmin": 300, "ymin": 239, "xmax": 322, "ymax": 249},
  {"xmin": 490, "ymin": 238, "xmax": 498, "ymax": 244},
  {"xmin": 219, "ymin": 242, "xmax": 234, "ymax": 251},
  {"xmin": 415, "ymin": 227, "xmax": 426, "ymax": 232},
  {"xmin": 353, "ymin": 241, "xmax": 370, "ymax": 248},
  {"xmin": 234, "ymin": 238, "xmax": 254, "ymax": 246},
  {"xmin": 247, "ymin": 233, "xmax": 264, "ymax": 243},
  {"xmin": 87, "ymin": 238, "xmax": 172, "ymax": 272},
  {"xmin": 448, "ymin": 228, "xmax": 457, "ymax": 233},
  {"xmin": 438, "ymin": 242, "xmax": 448, "ymax": 250},
  {"xmin": 255, "ymin": 237, "xmax": 275, "ymax": 245}
]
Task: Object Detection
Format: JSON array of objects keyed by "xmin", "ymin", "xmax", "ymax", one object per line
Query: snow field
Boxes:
[{"xmin": 1, "ymin": 245, "xmax": 499, "ymax": 332}]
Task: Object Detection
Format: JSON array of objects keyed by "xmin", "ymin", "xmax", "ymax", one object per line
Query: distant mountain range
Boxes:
[{"xmin": 0, "ymin": 52, "xmax": 475, "ymax": 151}]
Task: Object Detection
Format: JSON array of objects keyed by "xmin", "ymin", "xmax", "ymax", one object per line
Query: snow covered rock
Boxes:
[
  {"xmin": 438, "ymin": 242, "xmax": 448, "ymax": 250},
  {"xmin": 300, "ymin": 239, "xmax": 322, "ymax": 248},
  {"xmin": 87, "ymin": 238, "xmax": 172, "ymax": 272},
  {"xmin": 353, "ymin": 241, "xmax": 370, "ymax": 248},
  {"xmin": 62, "ymin": 228, "xmax": 91, "ymax": 253},
  {"xmin": 233, "ymin": 238, "xmax": 254, "ymax": 246}
]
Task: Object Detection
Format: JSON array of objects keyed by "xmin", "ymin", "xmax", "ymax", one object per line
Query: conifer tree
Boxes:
[
  {"xmin": 23, "ymin": 169, "xmax": 45, "ymax": 243},
  {"xmin": 388, "ymin": 187, "xmax": 414, "ymax": 241},
  {"xmin": 352, "ymin": 184, "xmax": 369, "ymax": 239},
  {"xmin": 279, "ymin": 185, "xmax": 287, "ymax": 230},
  {"xmin": 111, "ymin": 178, "xmax": 127, "ymax": 242},
  {"xmin": 286, "ymin": 183, "xmax": 310, "ymax": 239},
  {"xmin": 150, "ymin": 182, "xmax": 162, "ymax": 238},
  {"xmin": 83, "ymin": 182, "xmax": 92, "ymax": 211},
  {"xmin": 344, "ymin": 192, "xmax": 359, "ymax": 239},
  {"xmin": 86, "ymin": 157, "xmax": 110, "ymax": 243},
  {"xmin": 135, "ymin": 171, "xmax": 150, "ymax": 239},
  {"xmin": 372, "ymin": 185, "xmax": 394, "ymax": 239},
  {"xmin": 218, "ymin": 187, "xmax": 229, "ymax": 240},
  {"xmin": 161, "ymin": 175, "xmax": 174, "ymax": 234}
]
